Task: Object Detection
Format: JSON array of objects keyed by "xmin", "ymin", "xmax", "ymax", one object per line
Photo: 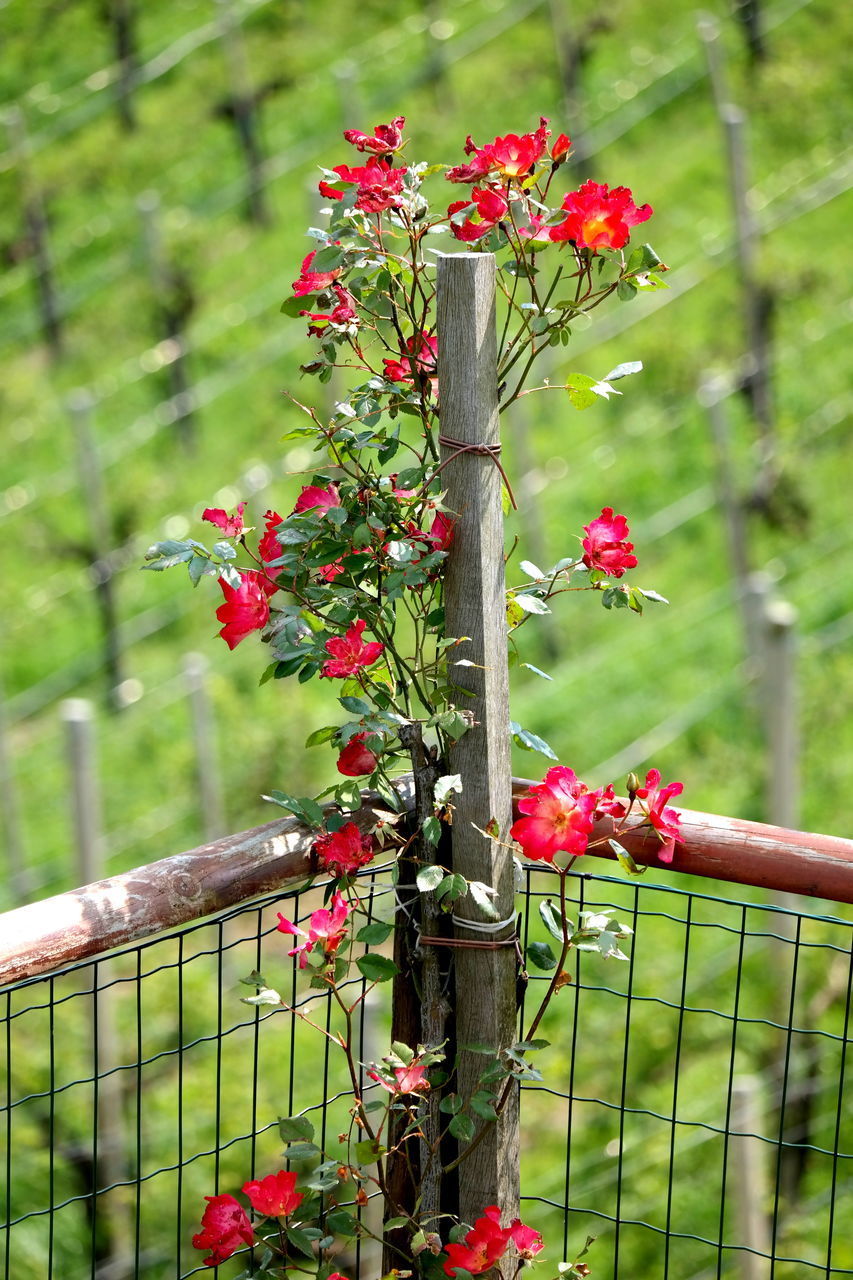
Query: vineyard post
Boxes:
[
  {"xmin": 138, "ymin": 191, "xmax": 196, "ymax": 449},
  {"xmin": 216, "ymin": 0, "xmax": 269, "ymax": 226},
  {"xmin": 5, "ymin": 106, "xmax": 63, "ymax": 361},
  {"xmin": 437, "ymin": 252, "xmax": 519, "ymax": 1223}
]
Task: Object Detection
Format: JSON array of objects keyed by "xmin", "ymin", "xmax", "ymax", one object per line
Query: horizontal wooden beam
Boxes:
[{"xmin": 1, "ymin": 778, "xmax": 851, "ymax": 988}]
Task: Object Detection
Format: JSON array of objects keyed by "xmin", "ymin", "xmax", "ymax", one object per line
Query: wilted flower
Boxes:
[
  {"xmin": 202, "ymin": 501, "xmax": 246, "ymax": 538},
  {"xmin": 343, "ymin": 115, "xmax": 405, "ymax": 155}
]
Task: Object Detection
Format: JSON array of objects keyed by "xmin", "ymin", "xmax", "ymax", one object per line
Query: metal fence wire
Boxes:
[{"xmin": 1, "ymin": 863, "xmax": 851, "ymax": 1280}]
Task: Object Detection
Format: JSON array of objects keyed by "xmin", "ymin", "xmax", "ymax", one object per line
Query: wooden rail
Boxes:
[{"xmin": 1, "ymin": 778, "xmax": 851, "ymax": 988}]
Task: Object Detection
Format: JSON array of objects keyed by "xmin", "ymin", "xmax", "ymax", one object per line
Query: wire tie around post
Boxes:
[{"xmin": 435, "ymin": 434, "xmax": 518, "ymax": 510}]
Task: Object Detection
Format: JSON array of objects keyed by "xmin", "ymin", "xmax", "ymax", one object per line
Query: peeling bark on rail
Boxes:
[{"xmin": 1, "ymin": 778, "xmax": 852, "ymax": 988}]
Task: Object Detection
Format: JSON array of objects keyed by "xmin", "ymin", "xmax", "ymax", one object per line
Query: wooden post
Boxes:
[
  {"xmin": 5, "ymin": 106, "xmax": 63, "ymax": 361},
  {"xmin": 548, "ymin": 0, "xmax": 591, "ymax": 172},
  {"xmin": 438, "ymin": 253, "xmax": 519, "ymax": 1223},
  {"xmin": 106, "ymin": 0, "xmax": 139, "ymax": 131},
  {"xmin": 216, "ymin": 0, "xmax": 269, "ymax": 226},
  {"xmin": 731, "ymin": 1077, "xmax": 771, "ymax": 1280},
  {"xmin": 183, "ymin": 653, "xmax": 226, "ymax": 841},
  {"xmin": 698, "ymin": 16, "xmax": 776, "ymax": 510},
  {"xmin": 67, "ymin": 390, "xmax": 125, "ymax": 710},
  {"xmin": 763, "ymin": 600, "xmax": 798, "ymax": 833}
]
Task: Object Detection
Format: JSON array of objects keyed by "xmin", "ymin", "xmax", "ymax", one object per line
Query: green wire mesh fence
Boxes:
[{"xmin": 1, "ymin": 862, "xmax": 851, "ymax": 1279}]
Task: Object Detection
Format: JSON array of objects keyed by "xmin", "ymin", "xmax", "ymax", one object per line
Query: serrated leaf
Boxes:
[
  {"xmin": 565, "ymin": 373, "xmax": 599, "ymax": 410},
  {"xmin": 356, "ymin": 921, "xmax": 394, "ymax": 945},
  {"xmin": 610, "ymin": 839, "xmax": 647, "ymax": 877},
  {"xmin": 326, "ymin": 1210, "xmax": 359, "ymax": 1237},
  {"xmin": 470, "ymin": 1091, "xmax": 498, "ymax": 1119},
  {"xmin": 439, "ymin": 1094, "xmax": 464, "ymax": 1115},
  {"xmin": 515, "ymin": 594, "xmax": 551, "ymax": 615},
  {"xmin": 305, "ymin": 725, "xmax": 338, "ymax": 748},
  {"xmin": 421, "ymin": 816, "xmax": 442, "ymax": 846},
  {"xmin": 339, "ymin": 695, "xmax": 372, "ymax": 715},
  {"xmin": 467, "ymin": 881, "xmax": 499, "ymax": 919},
  {"xmin": 434, "ymin": 873, "xmax": 467, "ymax": 903},
  {"xmin": 519, "ymin": 560, "xmax": 545, "ymax": 579},
  {"xmin": 356, "ymin": 954, "xmax": 398, "ymax": 983},
  {"xmin": 390, "ymin": 1041, "xmax": 415, "ymax": 1065},
  {"xmin": 636, "ymin": 587, "xmax": 669, "ymax": 605},
  {"xmin": 284, "ymin": 1142, "xmax": 321, "ymax": 1162},
  {"xmin": 526, "ymin": 941, "xmax": 558, "ymax": 971},
  {"xmin": 287, "ymin": 1225, "xmax": 321, "ymax": 1258},
  {"xmin": 278, "ymin": 1115, "xmax": 315, "ymax": 1144}
]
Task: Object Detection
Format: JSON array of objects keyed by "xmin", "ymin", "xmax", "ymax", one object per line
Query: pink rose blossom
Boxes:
[
  {"xmin": 292, "ymin": 484, "xmax": 341, "ymax": 516},
  {"xmin": 581, "ymin": 507, "xmax": 638, "ymax": 578},
  {"xmin": 202, "ymin": 502, "xmax": 246, "ymax": 538},
  {"xmin": 510, "ymin": 766, "xmax": 599, "ymax": 863},
  {"xmin": 634, "ymin": 768, "xmax": 683, "ymax": 863},
  {"xmin": 367, "ymin": 1061, "xmax": 430, "ymax": 1095},
  {"xmin": 277, "ymin": 891, "xmax": 352, "ymax": 968}
]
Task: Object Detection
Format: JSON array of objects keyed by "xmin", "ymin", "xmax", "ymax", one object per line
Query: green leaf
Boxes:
[
  {"xmin": 617, "ymin": 278, "xmax": 638, "ymax": 301},
  {"xmin": 284, "ymin": 1142, "xmax": 321, "ymax": 1162},
  {"xmin": 435, "ymin": 872, "xmax": 468, "ymax": 904},
  {"xmin": 417, "ymin": 864, "xmax": 445, "ymax": 892},
  {"xmin": 626, "ymin": 242, "xmax": 662, "ymax": 272},
  {"xmin": 510, "ymin": 721, "xmax": 558, "ymax": 760},
  {"xmin": 449, "ymin": 1113, "xmax": 476, "ymax": 1142},
  {"xmin": 278, "ymin": 1115, "xmax": 315, "ymax": 1144},
  {"xmin": 469, "ymin": 1091, "xmax": 498, "ymax": 1120},
  {"xmin": 355, "ymin": 1137, "xmax": 387, "ymax": 1165},
  {"xmin": 539, "ymin": 898, "xmax": 567, "ymax": 941},
  {"xmin": 515, "ymin": 593, "xmax": 551, "ymax": 615},
  {"xmin": 281, "ymin": 294, "xmax": 305, "ymax": 318},
  {"xmin": 439, "ymin": 1093, "xmax": 464, "ymax": 1115},
  {"xmin": 356, "ymin": 921, "xmax": 394, "ymax": 945},
  {"xmin": 326, "ymin": 1210, "xmax": 359, "ymax": 1237},
  {"xmin": 421, "ymin": 816, "xmax": 442, "ymax": 846},
  {"xmin": 310, "ymin": 244, "xmax": 346, "ymax": 272},
  {"xmin": 240, "ymin": 986, "xmax": 281, "ymax": 1007},
  {"xmin": 635, "ymin": 587, "xmax": 669, "ymax": 605},
  {"xmin": 352, "ymin": 522, "xmax": 373, "ymax": 549},
  {"xmin": 305, "ymin": 725, "xmax": 338, "ymax": 748},
  {"xmin": 521, "ymin": 663, "xmax": 553, "ymax": 681},
  {"xmin": 390, "ymin": 1041, "xmax": 415, "ymax": 1065},
  {"xmin": 609, "ymin": 839, "xmax": 647, "ymax": 877},
  {"xmin": 526, "ymin": 941, "xmax": 558, "ymax": 971},
  {"xmin": 467, "ymin": 881, "xmax": 499, "ymax": 919},
  {"xmin": 383, "ymin": 1217, "xmax": 410, "ymax": 1232},
  {"xmin": 339, "ymin": 695, "xmax": 372, "ymax": 715},
  {"xmin": 356, "ymin": 954, "xmax": 399, "ymax": 983},
  {"xmin": 287, "ymin": 1224, "xmax": 321, "ymax": 1258},
  {"xmin": 519, "ymin": 560, "xmax": 545, "ymax": 579},
  {"xmin": 564, "ymin": 373, "xmax": 599, "ymax": 410}
]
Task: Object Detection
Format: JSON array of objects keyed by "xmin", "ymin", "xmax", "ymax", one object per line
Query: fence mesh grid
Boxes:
[{"xmin": 1, "ymin": 864, "xmax": 851, "ymax": 1279}]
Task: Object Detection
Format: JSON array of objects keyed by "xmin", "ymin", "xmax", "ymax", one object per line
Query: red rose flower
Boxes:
[
  {"xmin": 634, "ymin": 768, "xmax": 683, "ymax": 863},
  {"xmin": 192, "ymin": 1194, "xmax": 254, "ymax": 1267},
  {"xmin": 242, "ymin": 1170, "xmax": 303, "ymax": 1219},
  {"xmin": 343, "ymin": 115, "xmax": 405, "ymax": 155},
  {"xmin": 321, "ymin": 620, "xmax": 385, "ymax": 678},
  {"xmin": 316, "ymin": 559, "xmax": 345, "ymax": 583},
  {"xmin": 291, "ymin": 247, "xmax": 343, "ymax": 297},
  {"xmin": 257, "ymin": 509, "xmax": 283, "ymax": 573},
  {"xmin": 425, "ymin": 511, "xmax": 455, "ymax": 554},
  {"xmin": 202, "ymin": 501, "xmax": 246, "ymax": 538},
  {"xmin": 550, "ymin": 132, "xmax": 572, "ymax": 162},
  {"xmin": 320, "ymin": 160, "xmax": 407, "ymax": 212},
  {"xmin": 549, "ymin": 179, "xmax": 652, "ymax": 251},
  {"xmin": 510, "ymin": 766, "xmax": 599, "ymax": 863},
  {"xmin": 292, "ymin": 484, "xmax": 341, "ymax": 516},
  {"xmin": 277, "ymin": 891, "xmax": 352, "ymax": 968},
  {"xmin": 301, "ymin": 285, "xmax": 358, "ymax": 336},
  {"xmin": 215, "ymin": 571, "xmax": 271, "ymax": 650},
  {"xmin": 442, "ymin": 1205, "xmax": 542, "ymax": 1277},
  {"xmin": 448, "ymin": 186, "xmax": 508, "ymax": 242},
  {"xmin": 581, "ymin": 507, "xmax": 638, "ymax": 578},
  {"xmin": 314, "ymin": 822, "xmax": 376, "ymax": 878},
  {"xmin": 336, "ymin": 733, "xmax": 380, "ymax": 777},
  {"xmin": 446, "ymin": 118, "xmax": 550, "ymax": 183},
  {"xmin": 383, "ymin": 331, "xmax": 438, "ymax": 384}
]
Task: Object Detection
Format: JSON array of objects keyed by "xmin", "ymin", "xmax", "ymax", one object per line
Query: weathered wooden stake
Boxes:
[
  {"xmin": 67, "ymin": 390, "xmax": 125, "ymax": 710},
  {"xmin": 548, "ymin": 0, "xmax": 592, "ymax": 172},
  {"xmin": 107, "ymin": 0, "xmax": 139, "ymax": 131},
  {"xmin": 731, "ymin": 1077, "xmax": 771, "ymax": 1280},
  {"xmin": 438, "ymin": 253, "xmax": 519, "ymax": 1223},
  {"xmin": 138, "ymin": 191, "xmax": 196, "ymax": 448}
]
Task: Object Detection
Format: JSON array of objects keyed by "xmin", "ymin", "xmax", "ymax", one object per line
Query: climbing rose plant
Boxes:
[{"xmin": 143, "ymin": 116, "xmax": 681, "ymax": 1276}]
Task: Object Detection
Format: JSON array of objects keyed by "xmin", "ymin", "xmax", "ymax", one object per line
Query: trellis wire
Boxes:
[{"xmin": 1, "ymin": 863, "xmax": 851, "ymax": 1278}]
